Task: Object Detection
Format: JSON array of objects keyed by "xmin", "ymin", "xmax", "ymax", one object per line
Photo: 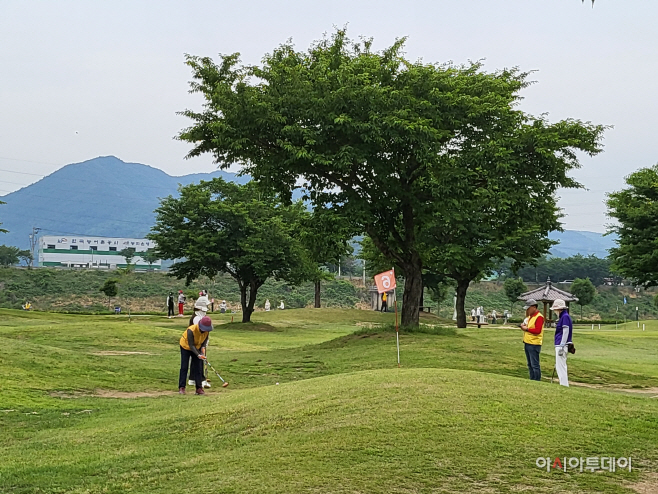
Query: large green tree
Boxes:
[
  {"xmin": 607, "ymin": 164, "xmax": 658, "ymax": 287},
  {"xmin": 150, "ymin": 178, "xmax": 312, "ymax": 322},
  {"xmin": 178, "ymin": 31, "xmax": 603, "ymax": 326}
]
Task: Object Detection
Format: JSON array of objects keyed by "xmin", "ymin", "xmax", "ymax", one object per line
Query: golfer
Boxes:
[
  {"xmin": 166, "ymin": 292, "xmax": 175, "ymax": 318},
  {"xmin": 188, "ymin": 298, "xmax": 211, "ymax": 388},
  {"xmin": 551, "ymin": 299, "xmax": 573, "ymax": 387},
  {"xmin": 381, "ymin": 292, "xmax": 388, "ymax": 312},
  {"xmin": 520, "ymin": 299, "xmax": 544, "ymax": 381},
  {"xmin": 177, "ymin": 290, "xmax": 186, "ymax": 317},
  {"xmin": 179, "ymin": 315, "xmax": 213, "ymax": 395}
]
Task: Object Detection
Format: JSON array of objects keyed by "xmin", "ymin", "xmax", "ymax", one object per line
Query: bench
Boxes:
[
  {"xmin": 466, "ymin": 321, "xmax": 489, "ymax": 328},
  {"xmin": 419, "ymin": 306, "xmax": 432, "ymax": 313}
]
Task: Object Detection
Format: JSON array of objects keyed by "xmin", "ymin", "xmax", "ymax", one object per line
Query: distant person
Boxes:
[
  {"xmin": 219, "ymin": 300, "xmax": 227, "ymax": 314},
  {"xmin": 166, "ymin": 292, "xmax": 175, "ymax": 318},
  {"xmin": 471, "ymin": 308, "xmax": 476, "ymax": 322},
  {"xmin": 177, "ymin": 290, "xmax": 186, "ymax": 317},
  {"xmin": 210, "ymin": 298, "xmax": 215, "ymax": 312},
  {"xmin": 178, "ymin": 316, "xmax": 213, "ymax": 395},
  {"xmin": 503, "ymin": 310, "xmax": 509, "ymax": 324},
  {"xmin": 381, "ymin": 292, "xmax": 388, "ymax": 312},
  {"xmin": 279, "ymin": 300, "xmax": 285, "ymax": 310},
  {"xmin": 265, "ymin": 299, "xmax": 271, "ymax": 311},
  {"xmin": 476, "ymin": 306, "xmax": 481, "ymax": 324},
  {"xmin": 520, "ymin": 299, "xmax": 544, "ymax": 381},
  {"xmin": 22, "ymin": 302, "xmax": 32, "ymax": 311},
  {"xmin": 491, "ymin": 309, "xmax": 497, "ymax": 324},
  {"xmin": 551, "ymin": 299, "xmax": 573, "ymax": 387}
]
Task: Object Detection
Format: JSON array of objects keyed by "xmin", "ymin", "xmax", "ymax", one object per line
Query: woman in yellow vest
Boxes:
[
  {"xmin": 520, "ymin": 299, "xmax": 545, "ymax": 381},
  {"xmin": 179, "ymin": 315, "xmax": 213, "ymax": 395}
]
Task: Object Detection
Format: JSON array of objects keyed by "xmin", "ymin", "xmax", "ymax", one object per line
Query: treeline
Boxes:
[{"xmin": 504, "ymin": 255, "xmax": 614, "ymax": 287}]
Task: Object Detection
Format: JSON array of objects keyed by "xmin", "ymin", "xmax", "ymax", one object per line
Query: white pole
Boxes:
[
  {"xmin": 396, "ymin": 331, "xmax": 400, "ymax": 366},
  {"xmin": 643, "ymin": 324, "xmax": 645, "ymax": 331},
  {"xmin": 598, "ymin": 324, "xmax": 601, "ymax": 329},
  {"xmin": 591, "ymin": 324, "xmax": 594, "ymax": 330}
]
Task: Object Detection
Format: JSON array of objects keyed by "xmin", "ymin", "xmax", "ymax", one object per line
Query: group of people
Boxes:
[
  {"xmin": 166, "ymin": 290, "xmax": 228, "ymax": 318},
  {"xmin": 470, "ymin": 307, "xmax": 509, "ymax": 324},
  {"xmin": 264, "ymin": 299, "xmax": 285, "ymax": 311},
  {"xmin": 520, "ymin": 298, "xmax": 574, "ymax": 387}
]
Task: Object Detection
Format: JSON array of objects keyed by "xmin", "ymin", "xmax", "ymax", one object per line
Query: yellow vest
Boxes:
[
  {"xmin": 179, "ymin": 324, "xmax": 209, "ymax": 350},
  {"xmin": 523, "ymin": 312, "xmax": 544, "ymax": 346}
]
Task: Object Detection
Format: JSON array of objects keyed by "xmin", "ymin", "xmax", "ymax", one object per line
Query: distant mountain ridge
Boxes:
[{"xmin": 0, "ymin": 156, "xmax": 616, "ymax": 258}]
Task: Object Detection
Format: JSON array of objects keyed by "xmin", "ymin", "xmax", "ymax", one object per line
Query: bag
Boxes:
[{"xmin": 567, "ymin": 343, "xmax": 576, "ymax": 355}]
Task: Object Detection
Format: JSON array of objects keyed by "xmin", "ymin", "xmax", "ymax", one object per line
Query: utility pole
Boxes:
[{"xmin": 28, "ymin": 227, "xmax": 41, "ymax": 268}]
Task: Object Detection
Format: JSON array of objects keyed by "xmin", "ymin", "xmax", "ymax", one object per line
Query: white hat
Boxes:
[{"xmin": 550, "ymin": 299, "xmax": 567, "ymax": 311}]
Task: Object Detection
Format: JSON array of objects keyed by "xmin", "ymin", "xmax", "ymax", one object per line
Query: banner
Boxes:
[{"xmin": 374, "ymin": 269, "xmax": 396, "ymax": 294}]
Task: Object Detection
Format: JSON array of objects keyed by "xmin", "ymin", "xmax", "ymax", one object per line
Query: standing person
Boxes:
[
  {"xmin": 177, "ymin": 290, "xmax": 186, "ymax": 317},
  {"xmin": 188, "ymin": 298, "xmax": 211, "ymax": 388},
  {"xmin": 219, "ymin": 300, "xmax": 227, "ymax": 313},
  {"xmin": 551, "ymin": 299, "xmax": 573, "ymax": 387},
  {"xmin": 491, "ymin": 309, "xmax": 497, "ymax": 324},
  {"xmin": 166, "ymin": 292, "xmax": 175, "ymax": 318},
  {"xmin": 381, "ymin": 292, "xmax": 388, "ymax": 312},
  {"xmin": 178, "ymin": 316, "xmax": 213, "ymax": 395},
  {"xmin": 520, "ymin": 299, "xmax": 544, "ymax": 381},
  {"xmin": 471, "ymin": 308, "xmax": 476, "ymax": 322},
  {"xmin": 476, "ymin": 306, "xmax": 481, "ymax": 324},
  {"xmin": 265, "ymin": 299, "xmax": 271, "ymax": 311}
]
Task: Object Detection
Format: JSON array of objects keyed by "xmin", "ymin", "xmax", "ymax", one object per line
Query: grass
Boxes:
[{"xmin": 1, "ymin": 308, "xmax": 658, "ymax": 493}]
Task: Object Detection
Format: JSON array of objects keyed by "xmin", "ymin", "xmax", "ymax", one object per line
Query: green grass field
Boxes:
[{"xmin": 1, "ymin": 308, "xmax": 657, "ymax": 493}]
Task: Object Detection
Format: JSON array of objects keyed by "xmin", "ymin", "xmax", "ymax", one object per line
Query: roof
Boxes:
[{"xmin": 518, "ymin": 278, "xmax": 579, "ymax": 303}]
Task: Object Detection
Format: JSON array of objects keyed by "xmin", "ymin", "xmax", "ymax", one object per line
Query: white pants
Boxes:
[{"xmin": 555, "ymin": 346, "xmax": 569, "ymax": 387}]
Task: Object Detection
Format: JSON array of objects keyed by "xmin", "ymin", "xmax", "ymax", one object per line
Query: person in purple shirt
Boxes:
[{"xmin": 550, "ymin": 299, "xmax": 573, "ymax": 386}]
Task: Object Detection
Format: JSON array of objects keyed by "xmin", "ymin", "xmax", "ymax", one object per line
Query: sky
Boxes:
[{"xmin": 1, "ymin": 0, "xmax": 657, "ymax": 233}]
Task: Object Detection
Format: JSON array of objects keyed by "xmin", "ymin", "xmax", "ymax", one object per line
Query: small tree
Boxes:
[
  {"xmin": 100, "ymin": 278, "xmax": 119, "ymax": 309},
  {"xmin": 570, "ymin": 278, "xmax": 596, "ymax": 320},
  {"xmin": 0, "ymin": 245, "xmax": 31, "ymax": 267},
  {"xmin": 150, "ymin": 178, "xmax": 312, "ymax": 323},
  {"xmin": 504, "ymin": 278, "xmax": 528, "ymax": 312},
  {"xmin": 119, "ymin": 247, "xmax": 137, "ymax": 271},
  {"xmin": 140, "ymin": 248, "xmax": 160, "ymax": 270}
]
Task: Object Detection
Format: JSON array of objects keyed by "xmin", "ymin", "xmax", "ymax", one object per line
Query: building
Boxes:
[{"xmin": 38, "ymin": 235, "xmax": 161, "ymax": 270}]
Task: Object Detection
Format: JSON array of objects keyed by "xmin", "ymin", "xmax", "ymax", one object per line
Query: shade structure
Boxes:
[{"xmin": 518, "ymin": 277, "xmax": 578, "ymax": 323}]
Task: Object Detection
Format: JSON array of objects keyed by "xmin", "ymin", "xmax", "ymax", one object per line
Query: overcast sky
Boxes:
[{"xmin": 1, "ymin": 0, "xmax": 656, "ymax": 233}]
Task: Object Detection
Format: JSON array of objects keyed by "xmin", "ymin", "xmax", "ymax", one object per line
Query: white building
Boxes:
[{"xmin": 38, "ymin": 235, "xmax": 161, "ymax": 270}]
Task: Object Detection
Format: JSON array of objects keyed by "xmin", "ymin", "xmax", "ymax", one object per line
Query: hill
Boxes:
[
  {"xmin": 0, "ymin": 156, "xmax": 250, "ymax": 251},
  {"xmin": 1, "ymin": 156, "xmax": 616, "ymax": 259}
]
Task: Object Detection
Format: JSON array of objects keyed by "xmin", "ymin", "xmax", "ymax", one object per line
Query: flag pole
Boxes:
[{"xmin": 395, "ymin": 283, "xmax": 400, "ymax": 367}]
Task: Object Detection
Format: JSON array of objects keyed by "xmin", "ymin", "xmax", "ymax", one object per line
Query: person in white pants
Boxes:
[{"xmin": 550, "ymin": 299, "xmax": 573, "ymax": 387}]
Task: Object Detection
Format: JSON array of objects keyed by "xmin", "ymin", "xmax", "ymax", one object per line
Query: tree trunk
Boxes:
[
  {"xmin": 239, "ymin": 283, "xmax": 251, "ymax": 323},
  {"xmin": 242, "ymin": 280, "xmax": 259, "ymax": 323},
  {"xmin": 314, "ymin": 280, "xmax": 321, "ymax": 308},
  {"xmin": 401, "ymin": 258, "xmax": 423, "ymax": 327},
  {"xmin": 455, "ymin": 279, "xmax": 469, "ymax": 328}
]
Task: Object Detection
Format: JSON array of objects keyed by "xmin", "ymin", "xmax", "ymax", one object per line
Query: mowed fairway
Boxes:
[{"xmin": 1, "ymin": 309, "xmax": 658, "ymax": 493}]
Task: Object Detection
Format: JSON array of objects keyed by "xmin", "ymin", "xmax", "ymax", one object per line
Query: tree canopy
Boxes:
[
  {"xmin": 149, "ymin": 178, "xmax": 312, "ymax": 322},
  {"xmin": 0, "ymin": 245, "xmax": 32, "ymax": 267},
  {"xmin": 178, "ymin": 30, "xmax": 604, "ymax": 326},
  {"xmin": 607, "ymin": 164, "xmax": 658, "ymax": 287},
  {"xmin": 515, "ymin": 255, "xmax": 613, "ymax": 287}
]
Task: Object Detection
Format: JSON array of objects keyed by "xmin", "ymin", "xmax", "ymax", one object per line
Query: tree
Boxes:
[
  {"xmin": 99, "ymin": 278, "xmax": 119, "ymax": 309},
  {"xmin": 516, "ymin": 255, "xmax": 613, "ymax": 287},
  {"xmin": 150, "ymin": 178, "xmax": 312, "ymax": 322},
  {"xmin": 504, "ymin": 278, "xmax": 528, "ymax": 311},
  {"xmin": 178, "ymin": 31, "xmax": 603, "ymax": 327},
  {"xmin": 299, "ymin": 207, "xmax": 354, "ymax": 308},
  {"xmin": 0, "ymin": 245, "xmax": 32, "ymax": 267},
  {"xmin": 119, "ymin": 247, "xmax": 136, "ymax": 271},
  {"xmin": 140, "ymin": 248, "xmax": 160, "ymax": 270},
  {"xmin": 0, "ymin": 200, "xmax": 7, "ymax": 234},
  {"xmin": 607, "ymin": 164, "xmax": 658, "ymax": 287},
  {"xmin": 570, "ymin": 278, "xmax": 596, "ymax": 320}
]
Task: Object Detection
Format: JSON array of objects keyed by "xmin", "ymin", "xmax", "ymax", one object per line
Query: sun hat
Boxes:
[
  {"xmin": 550, "ymin": 299, "xmax": 567, "ymax": 311},
  {"xmin": 523, "ymin": 298, "xmax": 539, "ymax": 309},
  {"xmin": 198, "ymin": 316, "xmax": 213, "ymax": 332}
]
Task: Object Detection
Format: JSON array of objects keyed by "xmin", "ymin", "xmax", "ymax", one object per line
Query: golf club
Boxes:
[{"xmin": 205, "ymin": 359, "xmax": 229, "ymax": 387}]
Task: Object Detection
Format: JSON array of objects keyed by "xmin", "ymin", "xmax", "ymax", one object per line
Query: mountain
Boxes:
[
  {"xmin": 0, "ymin": 156, "xmax": 250, "ymax": 251},
  {"xmin": 548, "ymin": 230, "xmax": 617, "ymax": 258},
  {"xmin": 0, "ymin": 156, "xmax": 617, "ymax": 260}
]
